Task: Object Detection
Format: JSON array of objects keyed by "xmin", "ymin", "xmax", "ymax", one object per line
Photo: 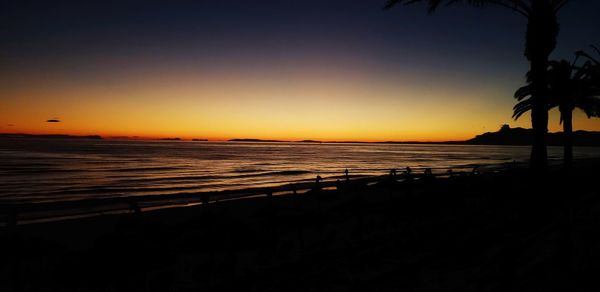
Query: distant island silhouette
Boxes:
[
  {"xmin": 228, "ymin": 138, "xmax": 289, "ymax": 142},
  {"xmin": 2, "ymin": 126, "xmax": 600, "ymax": 146},
  {"xmin": 227, "ymin": 126, "xmax": 600, "ymax": 146},
  {"xmin": 159, "ymin": 138, "xmax": 182, "ymax": 141},
  {"xmin": 0, "ymin": 133, "xmax": 102, "ymax": 140}
]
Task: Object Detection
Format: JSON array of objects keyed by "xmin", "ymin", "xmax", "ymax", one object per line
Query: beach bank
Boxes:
[{"xmin": 1, "ymin": 159, "xmax": 599, "ymax": 291}]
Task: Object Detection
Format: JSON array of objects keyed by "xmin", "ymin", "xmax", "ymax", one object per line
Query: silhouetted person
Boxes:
[
  {"xmin": 388, "ymin": 168, "xmax": 398, "ymax": 186},
  {"xmin": 423, "ymin": 168, "xmax": 434, "ymax": 182},
  {"xmin": 424, "ymin": 168, "xmax": 433, "ymax": 177},
  {"xmin": 291, "ymin": 184, "xmax": 297, "ymax": 195},
  {"xmin": 344, "ymin": 169, "xmax": 350, "ymax": 181},
  {"xmin": 404, "ymin": 167, "xmax": 413, "ymax": 182},
  {"xmin": 315, "ymin": 175, "xmax": 322, "ymax": 191},
  {"xmin": 447, "ymin": 169, "xmax": 454, "ymax": 178}
]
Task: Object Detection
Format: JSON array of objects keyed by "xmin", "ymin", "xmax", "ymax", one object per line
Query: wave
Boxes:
[
  {"xmin": 39, "ymin": 184, "xmax": 206, "ymax": 196},
  {"xmin": 115, "ymin": 170, "xmax": 314, "ymax": 184},
  {"xmin": 233, "ymin": 168, "xmax": 263, "ymax": 173},
  {"xmin": 115, "ymin": 175, "xmax": 222, "ymax": 183},
  {"xmin": 3, "ymin": 168, "xmax": 83, "ymax": 174},
  {"xmin": 269, "ymin": 170, "xmax": 311, "ymax": 176},
  {"xmin": 2, "ymin": 140, "xmax": 598, "ymax": 204},
  {"xmin": 230, "ymin": 170, "xmax": 312, "ymax": 179},
  {"xmin": 108, "ymin": 166, "xmax": 184, "ymax": 172}
]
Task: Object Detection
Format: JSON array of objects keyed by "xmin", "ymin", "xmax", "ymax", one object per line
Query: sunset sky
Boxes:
[{"xmin": 1, "ymin": 0, "xmax": 599, "ymax": 141}]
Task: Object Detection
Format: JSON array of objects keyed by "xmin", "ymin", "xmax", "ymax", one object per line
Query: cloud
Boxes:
[
  {"xmin": 7, "ymin": 124, "xmax": 14, "ymax": 127},
  {"xmin": 46, "ymin": 119, "xmax": 61, "ymax": 123}
]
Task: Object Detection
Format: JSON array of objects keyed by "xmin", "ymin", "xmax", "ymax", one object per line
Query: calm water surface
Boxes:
[{"xmin": 1, "ymin": 138, "xmax": 599, "ymax": 203}]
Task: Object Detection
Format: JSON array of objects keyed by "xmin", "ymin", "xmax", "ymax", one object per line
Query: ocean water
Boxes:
[{"xmin": 1, "ymin": 138, "xmax": 599, "ymax": 204}]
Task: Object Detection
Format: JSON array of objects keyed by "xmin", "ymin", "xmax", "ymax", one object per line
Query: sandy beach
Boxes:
[{"xmin": 2, "ymin": 159, "xmax": 599, "ymax": 291}]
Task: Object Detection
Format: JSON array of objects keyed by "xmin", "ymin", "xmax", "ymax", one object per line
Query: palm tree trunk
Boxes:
[
  {"xmin": 562, "ymin": 109, "xmax": 573, "ymax": 169},
  {"xmin": 525, "ymin": 0, "xmax": 559, "ymax": 174},
  {"xmin": 529, "ymin": 63, "xmax": 549, "ymax": 173}
]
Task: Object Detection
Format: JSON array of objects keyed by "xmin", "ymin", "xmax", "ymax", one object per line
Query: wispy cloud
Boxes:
[{"xmin": 46, "ymin": 119, "xmax": 61, "ymax": 123}]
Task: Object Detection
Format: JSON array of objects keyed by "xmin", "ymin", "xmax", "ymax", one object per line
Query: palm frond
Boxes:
[
  {"xmin": 552, "ymin": 0, "xmax": 569, "ymax": 13},
  {"xmin": 576, "ymin": 49, "xmax": 600, "ymax": 66},
  {"xmin": 512, "ymin": 99, "xmax": 531, "ymax": 120},
  {"xmin": 576, "ymin": 94, "xmax": 600, "ymax": 118},
  {"xmin": 591, "ymin": 45, "xmax": 600, "ymax": 57},
  {"xmin": 384, "ymin": 0, "xmax": 529, "ymax": 16},
  {"xmin": 384, "ymin": 0, "xmax": 445, "ymax": 12},
  {"xmin": 514, "ymin": 84, "xmax": 533, "ymax": 101}
]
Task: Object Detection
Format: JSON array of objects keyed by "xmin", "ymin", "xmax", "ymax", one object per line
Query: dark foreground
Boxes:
[{"xmin": 1, "ymin": 161, "xmax": 600, "ymax": 291}]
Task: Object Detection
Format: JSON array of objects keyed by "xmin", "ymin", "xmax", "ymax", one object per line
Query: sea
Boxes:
[{"xmin": 1, "ymin": 138, "xmax": 599, "ymax": 204}]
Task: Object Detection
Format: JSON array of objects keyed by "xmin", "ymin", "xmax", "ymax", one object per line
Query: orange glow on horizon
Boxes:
[{"xmin": 2, "ymin": 60, "xmax": 599, "ymax": 142}]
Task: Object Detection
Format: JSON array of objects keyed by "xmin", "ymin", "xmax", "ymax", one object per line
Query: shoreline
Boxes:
[
  {"xmin": 0, "ymin": 160, "xmax": 528, "ymax": 226},
  {"xmin": 1, "ymin": 158, "xmax": 599, "ymax": 290}
]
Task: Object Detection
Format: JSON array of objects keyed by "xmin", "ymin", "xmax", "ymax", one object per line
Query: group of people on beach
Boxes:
[{"xmin": 321, "ymin": 165, "xmax": 483, "ymax": 193}]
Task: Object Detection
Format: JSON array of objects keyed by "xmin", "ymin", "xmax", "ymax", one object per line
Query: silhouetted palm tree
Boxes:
[
  {"xmin": 514, "ymin": 59, "xmax": 600, "ymax": 168},
  {"xmin": 385, "ymin": 0, "xmax": 567, "ymax": 173}
]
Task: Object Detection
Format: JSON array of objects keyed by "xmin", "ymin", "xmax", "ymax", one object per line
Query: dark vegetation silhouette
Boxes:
[
  {"xmin": 514, "ymin": 54, "xmax": 600, "ymax": 168},
  {"xmin": 385, "ymin": 0, "xmax": 569, "ymax": 173}
]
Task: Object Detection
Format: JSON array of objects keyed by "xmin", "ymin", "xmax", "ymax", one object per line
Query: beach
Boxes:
[{"xmin": 2, "ymin": 158, "xmax": 599, "ymax": 291}]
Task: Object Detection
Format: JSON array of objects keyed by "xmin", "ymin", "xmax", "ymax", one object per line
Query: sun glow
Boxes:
[{"xmin": 1, "ymin": 62, "xmax": 598, "ymax": 142}]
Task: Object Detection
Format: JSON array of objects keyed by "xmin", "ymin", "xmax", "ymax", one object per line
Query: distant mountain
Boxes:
[
  {"xmin": 192, "ymin": 139, "xmax": 208, "ymax": 142},
  {"xmin": 3, "ymin": 127, "xmax": 599, "ymax": 146},
  {"xmin": 0, "ymin": 133, "xmax": 102, "ymax": 140},
  {"xmin": 464, "ymin": 125, "xmax": 600, "ymax": 146}
]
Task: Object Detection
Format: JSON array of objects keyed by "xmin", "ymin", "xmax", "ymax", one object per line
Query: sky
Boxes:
[{"xmin": 1, "ymin": 0, "xmax": 599, "ymax": 141}]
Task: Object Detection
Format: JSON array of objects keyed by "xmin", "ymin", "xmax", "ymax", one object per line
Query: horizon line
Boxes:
[
  {"xmin": 3, "ymin": 127, "xmax": 597, "ymax": 144},
  {"xmin": 0, "ymin": 132, "xmax": 462, "ymax": 144}
]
